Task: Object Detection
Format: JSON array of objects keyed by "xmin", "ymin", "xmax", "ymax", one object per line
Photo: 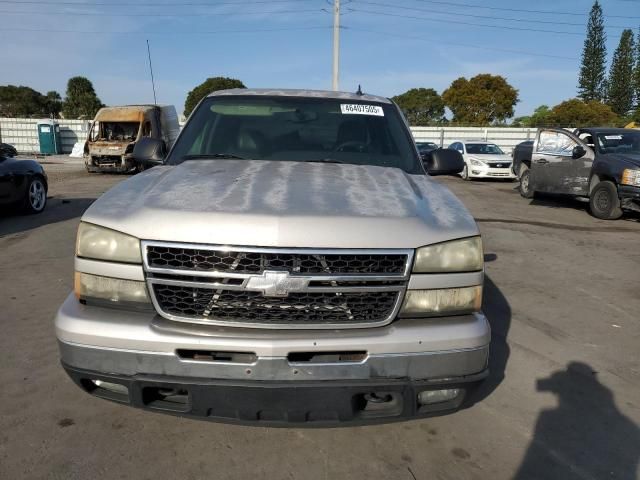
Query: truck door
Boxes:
[{"xmin": 530, "ymin": 129, "xmax": 593, "ymax": 195}]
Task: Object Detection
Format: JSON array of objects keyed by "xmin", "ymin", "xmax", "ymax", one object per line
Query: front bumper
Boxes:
[
  {"xmin": 62, "ymin": 364, "xmax": 486, "ymax": 426},
  {"xmin": 619, "ymin": 184, "xmax": 640, "ymax": 212},
  {"xmin": 85, "ymin": 154, "xmax": 135, "ymax": 173},
  {"xmin": 467, "ymin": 165, "xmax": 516, "ymax": 179},
  {"xmin": 56, "ymin": 293, "xmax": 490, "ymax": 425}
]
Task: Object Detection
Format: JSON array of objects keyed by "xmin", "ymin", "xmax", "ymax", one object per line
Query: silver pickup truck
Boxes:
[{"xmin": 55, "ymin": 89, "xmax": 490, "ymax": 426}]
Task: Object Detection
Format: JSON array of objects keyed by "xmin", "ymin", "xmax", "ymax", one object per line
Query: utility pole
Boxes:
[{"xmin": 332, "ymin": 0, "xmax": 340, "ymax": 91}]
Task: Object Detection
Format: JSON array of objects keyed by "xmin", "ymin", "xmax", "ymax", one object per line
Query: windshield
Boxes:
[
  {"xmin": 168, "ymin": 96, "xmax": 422, "ymax": 173},
  {"xmin": 91, "ymin": 122, "xmax": 139, "ymax": 142},
  {"xmin": 596, "ymin": 132, "xmax": 640, "ymax": 155},
  {"xmin": 465, "ymin": 143, "xmax": 504, "ymax": 155}
]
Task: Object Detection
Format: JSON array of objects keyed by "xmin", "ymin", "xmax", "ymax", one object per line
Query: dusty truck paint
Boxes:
[{"xmin": 85, "ymin": 105, "xmax": 179, "ymax": 173}]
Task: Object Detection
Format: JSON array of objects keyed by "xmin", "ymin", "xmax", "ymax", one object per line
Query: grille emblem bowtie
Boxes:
[{"xmin": 245, "ymin": 270, "xmax": 310, "ymax": 297}]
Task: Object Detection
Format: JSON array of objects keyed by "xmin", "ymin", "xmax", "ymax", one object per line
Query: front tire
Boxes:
[
  {"xmin": 22, "ymin": 176, "xmax": 47, "ymax": 214},
  {"xmin": 518, "ymin": 166, "xmax": 534, "ymax": 198},
  {"xmin": 589, "ymin": 181, "xmax": 622, "ymax": 220},
  {"xmin": 461, "ymin": 164, "xmax": 471, "ymax": 181}
]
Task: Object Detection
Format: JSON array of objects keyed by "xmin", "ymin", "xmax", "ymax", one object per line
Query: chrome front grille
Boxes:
[
  {"xmin": 142, "ymin": 242, "xmax": 413, "ymax": 329},
  {"xmin": 146, "ymin": 245, "xmax": 408, "ymax": 275}
]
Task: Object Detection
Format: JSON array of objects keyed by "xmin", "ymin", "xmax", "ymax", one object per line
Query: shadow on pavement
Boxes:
[
  {"xmin": 513, "ymin": 362, "xmax": 640, "ymax": 480},
  {"xmin": 0, "ymin": 197, "xmax": 95, "ymax": 237},
  {"xmin": 466, "ymin": 273, "xmax": 511, "ymax": 406}
]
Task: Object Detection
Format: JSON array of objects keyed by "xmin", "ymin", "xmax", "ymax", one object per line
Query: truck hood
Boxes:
[
  {"xmin": 600, "ymin": 153, "xmax": 640, "ymax": 168},
  {"xmin": 83, "ymin": 160, "xmax": 479, "ymax": 249}
]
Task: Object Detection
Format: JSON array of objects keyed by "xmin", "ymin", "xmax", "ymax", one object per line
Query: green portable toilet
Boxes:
[{"xmin": 37, "ymin": 121, "xmax": 62, "ymax": 154}]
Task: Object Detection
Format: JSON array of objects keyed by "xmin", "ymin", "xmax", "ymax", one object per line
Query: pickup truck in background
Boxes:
[
  {"xmin": 84, "ymin": 105, "xmax": 180, "ymax": 174},
  {"xmin": 55, "ymin": 88, "xmax": 490, "ymax": 426},
  {"xmin": 515, "ymin": 127, "xmax": 640, "ymax": 219},
  {"xmin": 511, "ymin": 140, "xmax": 533, "ymax": 180}
]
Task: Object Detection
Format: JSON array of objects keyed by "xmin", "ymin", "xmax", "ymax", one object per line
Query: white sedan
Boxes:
[{"xmin": 448, "ymin": 141, "xmax": 516, "ymax": 181}]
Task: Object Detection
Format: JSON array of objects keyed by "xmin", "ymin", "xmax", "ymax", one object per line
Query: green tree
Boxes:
[
  {"xmin": 607, "ymin": 29, "xmax": 635, "ymax": 115},
  {"xmin": 44, "ymin": 91, "xmax": 63, "ymax": 117},
  {"xmin": 62, "ymin": 76, "xmax": 103, "ymax": 119},
  {"xmin": 578, "ymin": 1, "xmax": 607, "ymax": 102},
  {"xmin": 442, "ymin": 74, "xmax": 519, "ymax": 125},
  {"xmin": 184, "ymin": 77, "xmax": 245, "ymax": 117},
  {"xmin": 547, "ymin": 98, "xmax": 619, "ymax": 127},
  {"xmin": 0, "ymin": 85, "xmax": 49, "ymax": 117},
  {"xmin": 512, "ymin": 105, "xmax": 552, "ymax": 127},
  {"xmin": 392, "ymin": 88, "xmax": 445, "ymax": 126},
  {"xmin": 530, "ymin": 105, "xmax": 552, "ymax": 126}
]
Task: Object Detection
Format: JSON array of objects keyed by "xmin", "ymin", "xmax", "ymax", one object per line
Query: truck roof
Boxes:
[
  {"xmin": 94, "ymin": 105, "xmax": 160, "ymax": 122},
  {"xmin": 576, "ymin": 127, "xmax": 631, "ymax": 135},
  {"xmin": 207, "ymin": 88, "xmax": 393, "ymax": 104}
]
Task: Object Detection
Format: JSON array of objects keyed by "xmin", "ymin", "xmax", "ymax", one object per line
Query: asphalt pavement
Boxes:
[{"xmin": 1, "ymin": 164, "xmax": 639, "ymax": 480}]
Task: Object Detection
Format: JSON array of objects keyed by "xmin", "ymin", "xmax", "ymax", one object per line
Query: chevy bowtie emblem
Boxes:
[{"xmin": 245, "ymin": 270, "xmax": 309, "ymax": 297}]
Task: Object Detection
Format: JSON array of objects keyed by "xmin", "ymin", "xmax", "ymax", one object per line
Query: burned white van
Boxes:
[{"xmin": 85, "ymin": 105, "xmax": 180, "ymax": 173}]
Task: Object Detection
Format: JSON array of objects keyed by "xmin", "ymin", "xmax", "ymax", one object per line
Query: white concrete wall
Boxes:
[
  {"xmin": 410, "ymin": 126, "xmax": 537, "ymax": 152},
  {"xmin": 0, "ymin": 118, "xmax": 89, "ymax": 154},
  {"xmin": 1, "ymin": 117, "xmax": 535, "ymax": 155}
]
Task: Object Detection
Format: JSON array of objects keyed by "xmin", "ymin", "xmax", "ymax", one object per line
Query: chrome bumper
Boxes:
[{"xmin": 55, "ymin": 293, "xmax": 490, "ymax": 382}]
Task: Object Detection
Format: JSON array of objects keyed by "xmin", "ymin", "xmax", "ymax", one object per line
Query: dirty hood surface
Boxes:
[
  {"xmin": 602, "ymin": 153, "xmax": 640, "ymax": 168},
  {"xmin": 83, "ymin": 160, "xmax": 479, "ymax": 248}
]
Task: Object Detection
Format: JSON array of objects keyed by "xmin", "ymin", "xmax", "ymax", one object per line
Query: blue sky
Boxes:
[{"xmin": 0, "ymin": 0, "xmax": 638, "ymax": 118}]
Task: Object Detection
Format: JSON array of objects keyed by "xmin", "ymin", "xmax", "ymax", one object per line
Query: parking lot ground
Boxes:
[{"xmin": 1, "ymin": 166, "xmax": 639, "ymax": 480}]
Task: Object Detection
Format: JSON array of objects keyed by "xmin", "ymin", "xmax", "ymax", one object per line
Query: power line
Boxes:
[
  {"xmin": 352, "ymin": 1, "xmax": 636, "ymax": 29},
  {"xmin": 403, "ymin": 0, "xmax": 640, "ymax": 20},
  {"xmin": 0, "ymin": 25, "xmax": 333, "ymax": 35},
  {"xmin": 344, "ymin": 26, "xmax": 580, "ymax": 60},
  {"xmin": 0, "ymin": 0, "xmax": 315, "ymax": 6},
  {"xmin": 0, "ymin": 8, "xmax": 324, "ymax": 17},
  {"xmin": 349, "ymin": 8, "xmax": 593, "ymax": 36}
]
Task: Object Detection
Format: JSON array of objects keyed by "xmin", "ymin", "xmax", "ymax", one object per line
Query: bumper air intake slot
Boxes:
[
  {"xmin": 287, "ymin": 351, "xmax": 367, "ymax": 364},
  {"xmin": 176, "ymin": 349, "xmax": 257, "ymax": 364}
]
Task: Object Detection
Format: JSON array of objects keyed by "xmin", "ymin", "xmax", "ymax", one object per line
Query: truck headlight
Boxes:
[
  {"xmin": 413, "ymin": 237, "xmax": 483, "ymax": 273},
  {"xmin": 74, "ymin": 272, "xmax": 150, "ymax": 306},
  {"xmin": 76, "ymin": 222, "xmax": 141, "ymax": 264},
  {"xmin": 399, "ymin": 286, "xmax": 482, "ymax": 317},
  {"xmin": 621, "ymin": 169, "xmax": 640, "ymax": 187}
]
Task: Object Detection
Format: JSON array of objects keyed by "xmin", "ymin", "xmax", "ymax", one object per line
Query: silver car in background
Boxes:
[{"xmin": 449, "ymin": 140, "xmax": 516, "ymax": 181}]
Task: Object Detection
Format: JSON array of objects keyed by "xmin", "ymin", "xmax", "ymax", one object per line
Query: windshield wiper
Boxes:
[
  {"xmin": 181, "ymin": 153, "xmax": 246, "ymax": 160},
  {"xmin": 306, "ymin": 158, "xmax": 345, "ymax": 164}
]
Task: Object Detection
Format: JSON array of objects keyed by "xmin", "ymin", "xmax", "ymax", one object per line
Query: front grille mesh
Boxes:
[
  {"xmin": 145, "ymin": 243, "xmax": 410, "ymax": 328},
  {"xmin": 152, "ymin": 285, "xmax": 399, "ymax": 325},
  {"xmin": 147, "ymin": 246, "xmax": 407, "ymax": 275}
]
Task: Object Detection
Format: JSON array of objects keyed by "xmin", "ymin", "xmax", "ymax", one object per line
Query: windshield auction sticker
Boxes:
[{"xmin": 340, "ymin": 104, "xmax": 384, "ymax": 116}]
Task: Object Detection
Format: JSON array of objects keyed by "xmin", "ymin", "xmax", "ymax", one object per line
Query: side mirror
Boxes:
[
  {"xmin": 572, "ymin": 145, "xmax": 586, "ymax": 159},
  {"xmin": 132, "ymin": 137, "xmax": 166, "ymax": 165},
  {"xmin": 423, "ymin": 148, "xmax": 465, "ymax": 176}
]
